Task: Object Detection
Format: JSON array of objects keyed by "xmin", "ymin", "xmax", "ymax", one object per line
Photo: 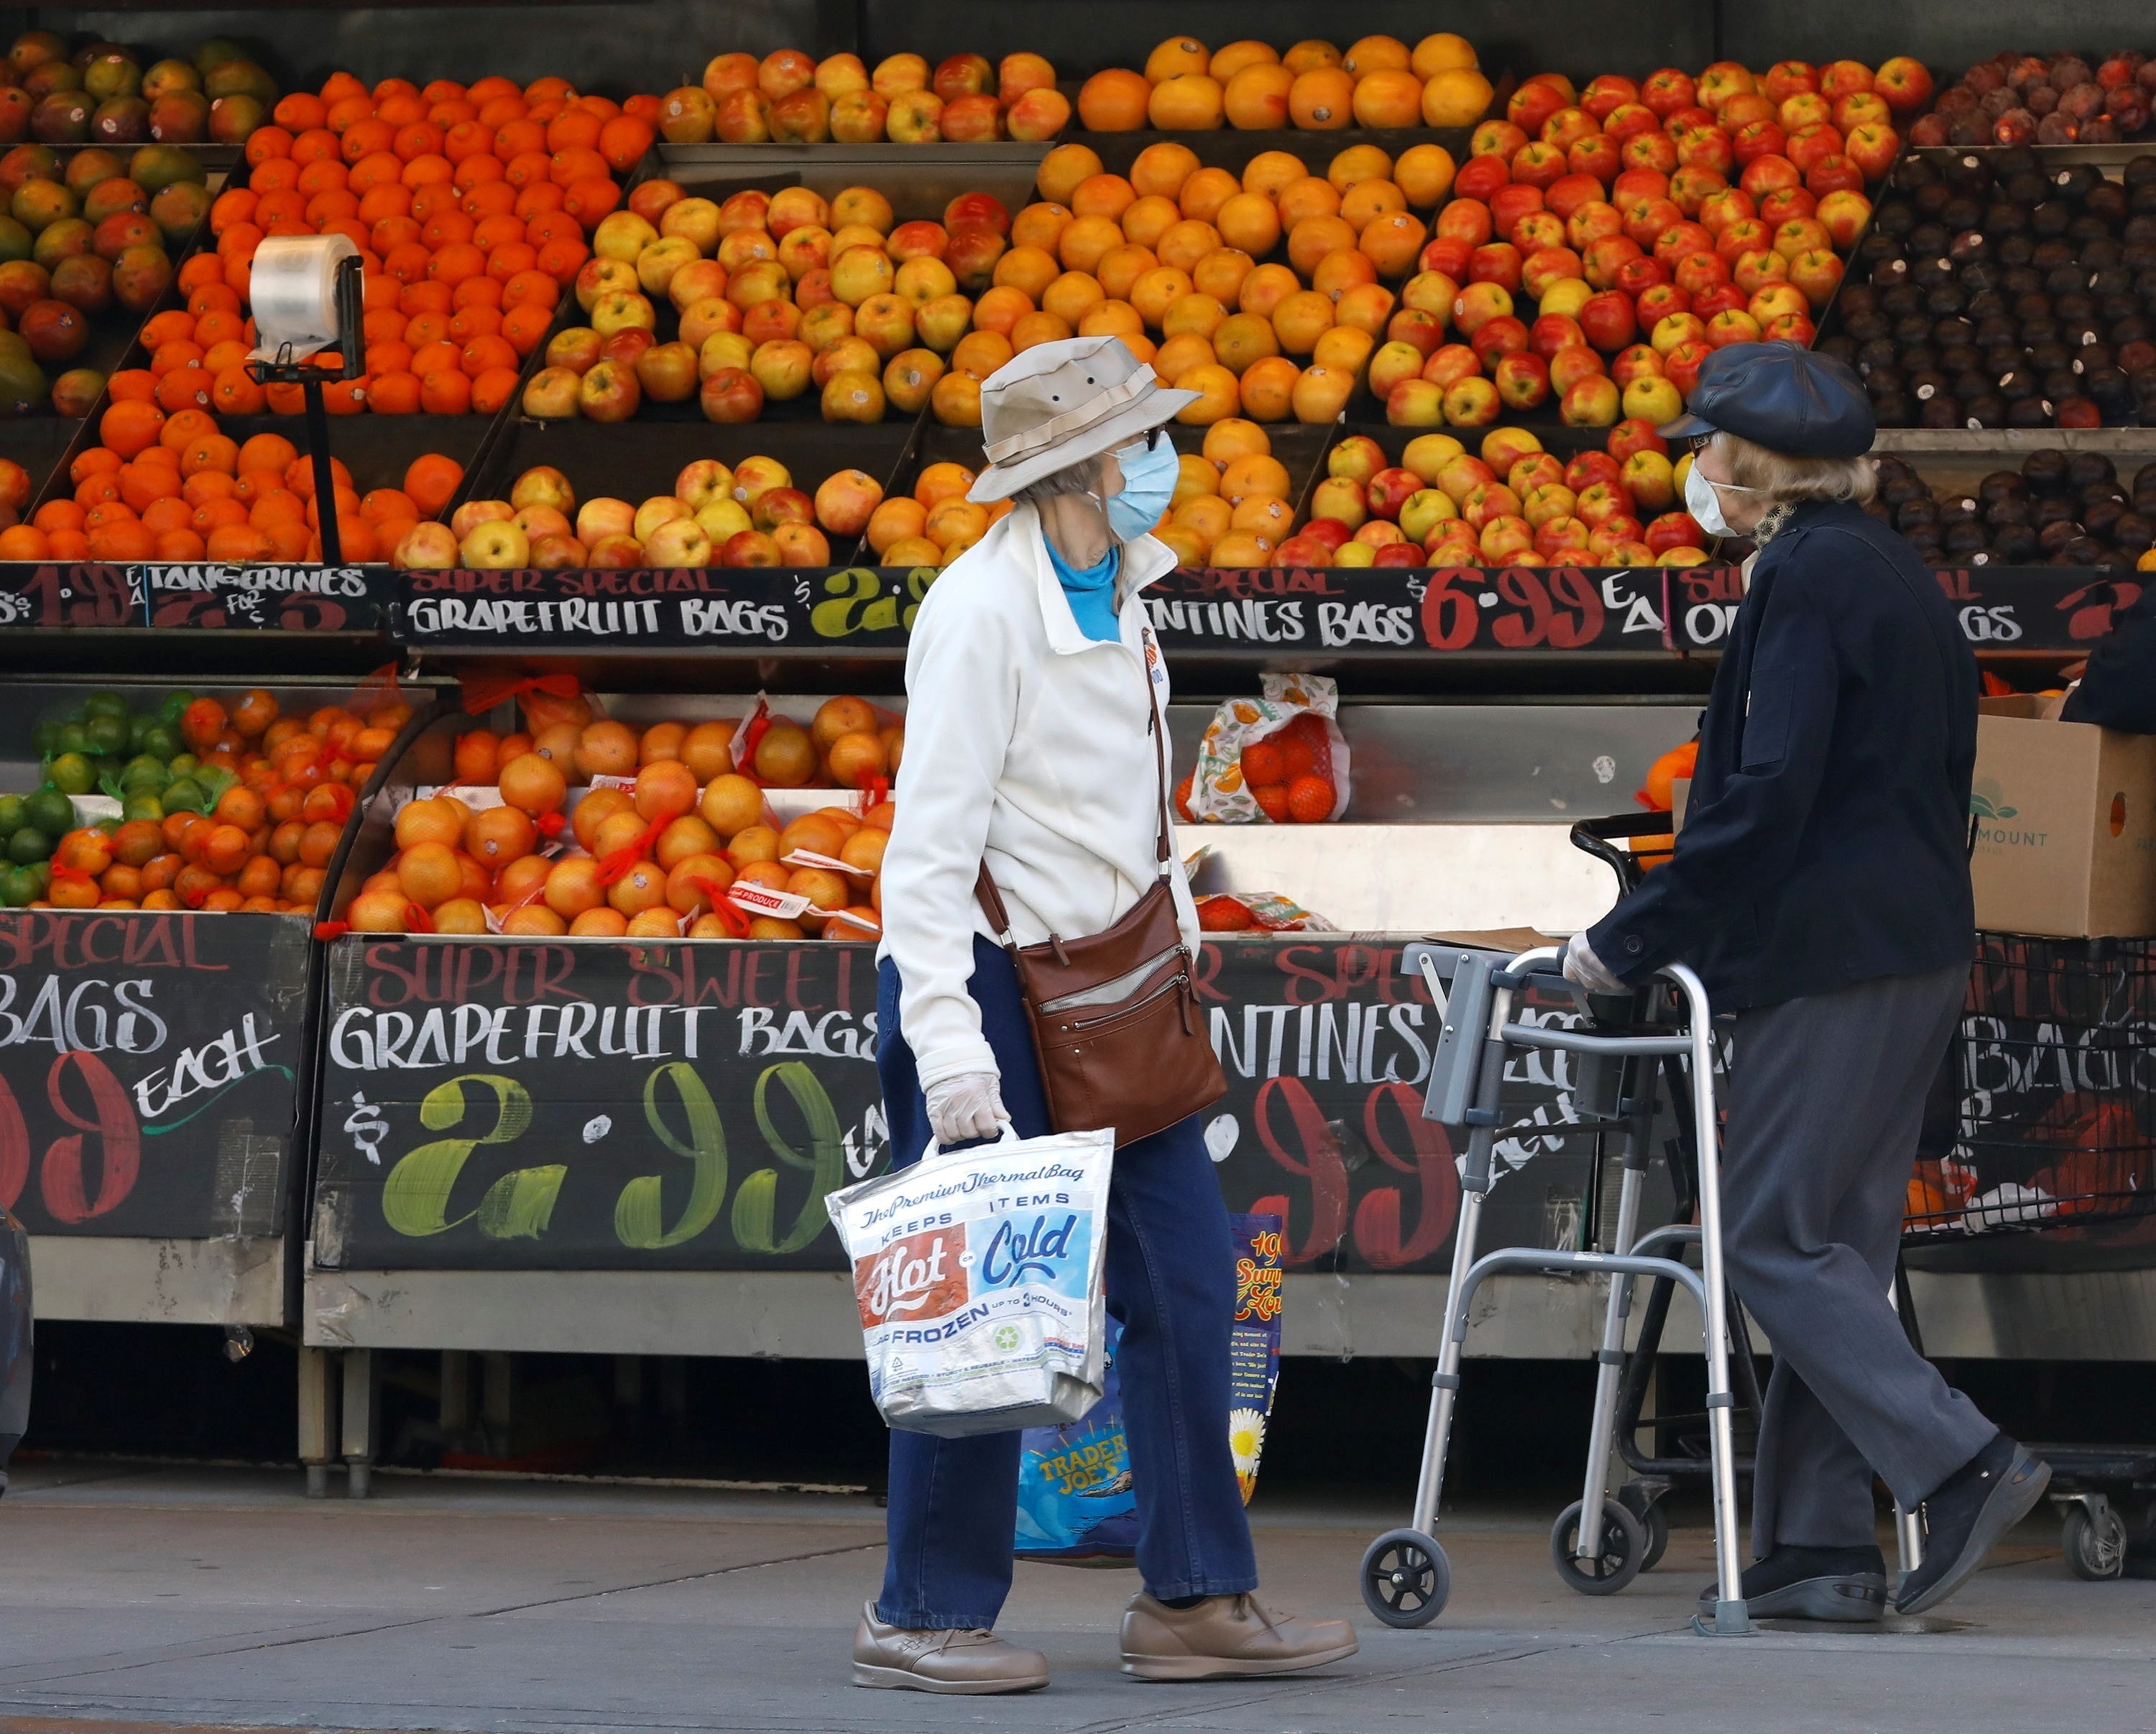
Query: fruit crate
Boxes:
[
  {"xmin": 1905, "ymin": 932, "xmax": 2156, "ymax": 1243},
  {"xmin": 1869, "ymin": 435, "xmax": 2156, "ymax": 571},
  {"xmin": 1818, "ymin": 144, "xmax": 2156, "ymax": 434},
  {"xmin": 439, "ymin": 409, "xmax": 926, "ymax": 566}
]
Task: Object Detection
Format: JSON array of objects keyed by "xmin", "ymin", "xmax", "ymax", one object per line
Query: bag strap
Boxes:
[{"xmin": 975, "ymin": 625, "xmax": 1176, "ymax": 933}]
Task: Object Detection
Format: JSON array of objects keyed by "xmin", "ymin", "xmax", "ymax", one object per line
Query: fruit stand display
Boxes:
[
  {"xmin": 0, "ymin": 1, "xmax": 2151, "ymax": 1483},
  {"xmin": 0, "ymin": 673, "xmax": 441, "ymax": 1334}
]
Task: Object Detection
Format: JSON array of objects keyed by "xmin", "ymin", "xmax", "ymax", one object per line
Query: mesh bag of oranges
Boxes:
[
  {"xmin": 1194, "ymin": 890, "xmax": 1335, "ymax": 933},
  {"xmin": 1181, "ymin": 675, "xmax": 1350, "ymax": 825}
]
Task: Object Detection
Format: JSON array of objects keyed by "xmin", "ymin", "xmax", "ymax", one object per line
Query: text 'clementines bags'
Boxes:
[{"xmin": 974, "ymin": 640, "xmax": 1227, "ymax": 1147}]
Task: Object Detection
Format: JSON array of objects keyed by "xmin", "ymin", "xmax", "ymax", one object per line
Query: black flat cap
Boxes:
[{"xmin": 1659, "ymin": 341, "xmax": 1875, "ymax": 457}]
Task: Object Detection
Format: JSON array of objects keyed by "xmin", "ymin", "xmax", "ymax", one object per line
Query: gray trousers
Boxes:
[{"xmin": 1723, "ymin": 964, "xmax": 1998, "ymax": 1555}]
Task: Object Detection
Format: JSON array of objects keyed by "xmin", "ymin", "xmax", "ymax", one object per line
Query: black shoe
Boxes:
[
  {"xmin": 1896, "ymin": 1433, "xmax": 2051, "ymax": 1615},
  {"xmin": 1696, "ymin": 1544, "xmax": 1888, "ymax": 1622}
]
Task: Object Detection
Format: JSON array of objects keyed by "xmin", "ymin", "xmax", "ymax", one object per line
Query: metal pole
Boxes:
[
  {"xmin": 1575, "ymin": 1159, "xmax": 1644, "ymax": 1559},
  {"xmin": 303, "ymin": 374, "xmax": 342, "ymax": 566},
  {"xmin": 1673, "ymin": 962, "xmax": 1748, "ymax": 1632}
]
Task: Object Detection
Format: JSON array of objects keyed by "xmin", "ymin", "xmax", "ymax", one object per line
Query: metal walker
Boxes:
[{"xmin": 1356, "ymin": 941, "xmax": 1753, "ymax": 1636}]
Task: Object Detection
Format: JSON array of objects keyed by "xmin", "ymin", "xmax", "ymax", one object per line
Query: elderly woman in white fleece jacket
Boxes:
[{"xmin": 849, "ymin": 336, "xmax": 1355, "ymax": 1697}]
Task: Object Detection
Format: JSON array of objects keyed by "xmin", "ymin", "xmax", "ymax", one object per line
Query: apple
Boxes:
[
  {"xmin": 1663, "ymin": 338, "xmax": 1714, "ymax": 398},
  {"xmin": 913, "ymin": 291, "xmax": 972, "ymax": 352},
  {"xmin": 520, "ymin": 365, "xmax": 581, "ymax": 419},
  {"xmin": 1301, "ymin": 517, "xmax": 1352, "ymax": 550},
  {"xmin": 392, "ymin": 521, "xmax": 458, "ymax": 570},
  {"xmin": 668, "ymin": 262, "xmax": 729, "ymax": 315},
  {"xmin": 1327, "ymin": 434, "xmax": 1388, "ymax": 484},
  {"xmin": 1396, "ymin": 488, "xmax": 1457, "ymax": 543},
  {"xmin": 1570, "ymin": 135, "xmax": 1623, "ymax": 184},
  {"xmin": 1785, "ymin": 248, "xmax": 1843, "ymax": 311},
  {"xmin": 1434, "ymin": 454, "xmax": 1497, "ymax": 502},
  {"xmin": 1420, "ymin": 343, "xmax": 1480, "ymax": 389},
  {"xmin": 831, "ymin": 90, "xmax": 891, "ymax": 141},
  {"xmin": 637, "ymin": 517, "xmax": 708, "ymax": 569},
  {"xmin": 1576, "ymin": 289, "xmax": 1636, "ymax": 351},
  {"xmin": 1468, "ymin": 243, "xmax": 1524, "ymax": 292},
  {"xmin": 694, "ymin": 498, "xmax": 754, "ymax": 543},
  {"xmin": 700, "ymin": 366, "xmax": 765, "ymax": 423},
  {"xmin": 1450, "ymin": 280, "xmax": 1513, "ymax": 335},
  {"xmin": 1651, "ymin": 220, "xmax": 1714, "ymax": 269},
  {"xmin": 1784, "ymin": 124, "xmax": 1843, "ymax": 179},
  {"xmin": 461, "ymin": 520, "xmax": 530, "ymax": 570},
  {"xmin": 1386, "ymin": 380, "xmax": 1447, "ymax": 428},
  {"xmin": 1529, "ymin": 312, "xmax": 1585, "ymax": 359},
  {"xmin": 1420, "ymin": 236, "xmax": 1475, "ymax": 279},
  {"xmin": 1271, "ymin": 533, "xmax": 1334, "ymax": 570},
  {"xmin": 1762, "ymin": 313, "xmax": 1814, "ymax": 346},
  {"xmin": 1386, "ymin": 308, "xmax": 1446, "ymax": 357},
  {"xmin": 1756, "ymin": 187, "xmax": 1816, "ymax": 228},
  {"xmin": 1582, "ymin": 235, "xmax": 1644, "ymax": 288},
  {"xmin": 1805, "ymin": 155, "xmax": 1864, "ymax": 198},
  {"xmin": 1747, "ymin": 283, "xmax": 1807, "ymax": 326},
  {"xmin": 1618, "ymin": 456, "xmax": 1676, "ymax": 516},
  {"xmin": 1842, "ymin": 119, "xmax": 1899, "ymax": 183},
  {"xmin": 1565, "ymin": 203, "xmax": 1623, "ymax": 249},
  {"xmin": 1613, "ymin": 255, "xmax": 1671, "ymax": 300},
  {"xmin": 1564, "ymin": 451, "xmax": 1623, "ymax": 495},
  {"xmin": 1611, "ymin": 343, "xmax": 1664, "ymax": 387},
  {"xmin": 585, "ymin": 535, "xmax": 643, "ymax": 569},
  {"xmin": 1006, "ymin": 88, "xmax": 1069, "ymax": 141},
  {"xmin": 1621, "ymin": 131, "xmax": 1678, "ymax": 175},
  {"xmin": 1356, "ymin": 520, "xmax": 1406, "ymax": 548},
  {"xmin": 672, "ymin": 460, "xmax": 732, "ymax": 514},
  {"xmin": 1493, "ymin": 350, "xmax": 1550, "ymax": 409},
  {"xmin": 1621, "ymin": 375, "xmax": 1685, "ymax": 425},
  {"xmin": 528, "ymin": 535, "xmax": 587, "ymax": 570},
  {"xmin": 601, "ymin": 326, "xmax": 658, "ymax": 366},
  {"xmin": 1601, "ymin": 104, "xmax": 1660, "ymax": 144},
  {"xmin": 721, "ymin": 529, "xmax": 784, "ymax": 567},
  {"xmin": 1521, "ymin": 481, "xmax": 1577, "ymax": 526},
  {"xmin": 1607, "ymin": 417, "xmax": 1667, "ymax": 464},
  {"xmin": 1622, "ymin": 195, "xmax": 1683, "ymax": 248},
  {"xmin": 633, "ymin": 497, "xmax": 689, "ymax": 541},
  {"xmin": 577, "ymin": 359, "xmax": 642, "ymax": 422},
  {"xmin": 1874, "ymin": 57, "xmax": 1934, "ymax": 116},
  {"xmin": 1360, "ymin": 467, "xmax": 1418, "ymax": 522},
  {"xmin": 1697, "ymin": 188, "xmax": 1756, "ymax": 236},
  {"xmin": 886, "ymin": 90, "xmax": 944, "ymax": 143},
  {"xmin": 699, "ymin": 332, "xmax": 753, "ymax": 378},
  {"xmin": 1645, "ymin": 510, "xmax": 1706, "ymax": 555},
  {"xmin": 1833, "ymin": 92, "xmax": 1891, "ymax": 134},
  {"xmin": 593, "ymin": 211, "xmax": 658, "ymax": 263},
  {"xmin": 1692, "ymin": 284, "xmax": 1746, "ymax": 320},
  {"xmin": 1368, "ymin": 339, "xmax": 1426, "ymax": 402},
  {"xmin": 1440, "ymin": 375, "xmax": 1501, "ymax": 427},
  {"xmin": 576, "ymin": 498, "xmax": 636, "ymax": 543},
  {"xmin": 730, "ymin": 456, "xmax": 792, "ymax": 505},
  {"xmin": 574, "ymin": 256, "xmax": 638, "ymax": 311},
  {"xmin": 1549, "ymin": 345, "xmax": 1607, "ymax": 395},
  {"xmin": 1814, "ymin": 190, "xmax": 1872, "ymax": 250},
  {"xmin": 451, "ymin": 499, "xmax": 514, "ymax": 540},
  {"xmin": 591, "ymin": 290, "xmax": 657, "ymax": 338},
  {"xmin": 1539, "ymin": 277, "xmax": 1592, "ymax": 318},
  {"xmin": 1560, "ymin": 377, "xmax": 1621, "ymax": 428},
  {"xmin": 637, "ymin": 340, "xmax": 700, "ymax": 402},
  {"xmin": 1672, "ymin": 253, "xmax": 1728, "ymax": 298},
  {"xmin": 750, "ymin": 338, "xmax": 814, "ymax": 400},
  {"xmin": 1731, "ymin": 119, "xmax": 1787, "ymax": 167},
  {"xmin": 1536, "ymin": 515, "xmax": 1592, "ymax": 558},
  {"xmin": 1460, "ymin": 481, "xmax": 1521, "ymax": 532}
]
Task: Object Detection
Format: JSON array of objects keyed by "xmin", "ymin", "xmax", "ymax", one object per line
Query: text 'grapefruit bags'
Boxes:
[{"xmin": 826, "ymin": 1126, "xmax": 1113, "ymax": 1438}]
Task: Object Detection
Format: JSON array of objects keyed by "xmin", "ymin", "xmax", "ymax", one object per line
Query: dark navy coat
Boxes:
[
  {"xmin": 2061, "ymin": 584, "xmax": 2156, "ymax": 733},
  {"xmin": 1588, "ymin": 500, "xmax": 1978, "ymax": 1008}
]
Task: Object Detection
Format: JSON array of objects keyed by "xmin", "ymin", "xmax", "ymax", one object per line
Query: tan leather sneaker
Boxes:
[
  {"xmin": 1119, "ymin": 1592, "xmax": 1358, "ymax": 1681},
  {"xmin": 851, "ymin": 1602, "xmax": 1050, "ymax": 1694}
]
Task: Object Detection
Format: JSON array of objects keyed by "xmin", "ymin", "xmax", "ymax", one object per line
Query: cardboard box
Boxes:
[{"xmin": 1971, "ymin": 696, "xmax": 2156, "ymax": 938}]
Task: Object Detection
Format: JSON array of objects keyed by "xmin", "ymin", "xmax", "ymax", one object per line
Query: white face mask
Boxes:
[{"xmin": 1683, "ymin": 459, "xmax": 1761, "ymax": 539}]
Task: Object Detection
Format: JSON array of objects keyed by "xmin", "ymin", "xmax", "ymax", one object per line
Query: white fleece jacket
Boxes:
[{"xmin": 878, "ymin": 502, "xmax": 1200, "ymax": 1091}]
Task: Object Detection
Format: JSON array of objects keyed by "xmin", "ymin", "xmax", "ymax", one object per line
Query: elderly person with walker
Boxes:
[
  {"xmin": 853, "ymin": 334, "xmax": 1358, "ymax": 1693},
  {"xmin": 1565, "ymin": 343, "xmax": 2050, "ymax": 1620}
]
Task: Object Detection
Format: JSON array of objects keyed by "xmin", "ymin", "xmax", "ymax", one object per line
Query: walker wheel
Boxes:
[
  {"xmin": 1551, "ymin": 1498, "xmax": 1646, "ymax": 1595},
  {"xmin": 2063, "ymin": 1501, "xmax": 2127, "ymax": 1581},
  {"xmin": 1360, "ymin": 1528, "xmax": 1451, "ymax": 1628}
]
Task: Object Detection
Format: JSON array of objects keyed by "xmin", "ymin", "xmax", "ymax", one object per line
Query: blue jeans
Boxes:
[{"xmin": 874, "ymin": 935, "xmax": 1260, "ymax": 1630}]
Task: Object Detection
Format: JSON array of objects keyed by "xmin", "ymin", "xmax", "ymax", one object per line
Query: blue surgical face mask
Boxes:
[{"xmin": 1105, "ymin": 430, "xmax": 1179, "ymax": 543}]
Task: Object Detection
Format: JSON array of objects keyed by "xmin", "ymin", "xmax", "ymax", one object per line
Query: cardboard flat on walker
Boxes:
[{"xmin": 1971, "ymin": 696, "xmax": 2156, "ymax": 939}]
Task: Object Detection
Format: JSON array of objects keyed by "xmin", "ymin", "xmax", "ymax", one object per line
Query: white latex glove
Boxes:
[
  {"xmin": 925, "ymin": 1071, "xmax": 1007, "ymax": 1148},
  {"xmin": 1563, "ymin": 930, "xmax": 1626, "ymax": 995}
]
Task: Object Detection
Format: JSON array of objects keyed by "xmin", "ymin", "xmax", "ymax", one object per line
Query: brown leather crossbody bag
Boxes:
[{"xmin": 972, "ymin": 640, "xmax": 1225, "ymax": 1147}]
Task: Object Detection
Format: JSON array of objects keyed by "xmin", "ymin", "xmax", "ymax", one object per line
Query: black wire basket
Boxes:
[{"xmin": 1905, "ymin": 934, "xmax": 2156, "ymax": 1241}]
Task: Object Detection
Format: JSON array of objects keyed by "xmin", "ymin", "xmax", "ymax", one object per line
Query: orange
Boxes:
[
  {"xmin": 1130, "ymin": 142, "xmax": 1201, "ymax": 200},
  {"xmin": 465, "ymin": 804, "xmax": 536, "ymax": 867},
  {"xmin": 632, "ymin": 759, "xmax": 698, "ymax": 823},
  {"xmin": 1076, "ymin": 68, "xmax": 1151, "ymax": 132},
  {"xmin": 98, "ymin": 400, "xmax": 165, "ymax": 460},
  {"xmin": 394, "ymin": 795, "xmax": 466, "ymax": 850},
  {"xmin": 1150, "ymin": 74, "xmax": 1225, "ymax": 131},
  {"xmin": 1351, "ymin": 68, "xmax": 1424, "ymax": 128},
  {"xmin": 1289, "ymin": 67, "xmax": 1355, "ymax": 128},
  {"xmin": 404, "ymin": 453, "xmax": 464, "ymax": 514},
  {"xmin": 573, "ymin": 720, "xmax": 639, "ymax": 779}
]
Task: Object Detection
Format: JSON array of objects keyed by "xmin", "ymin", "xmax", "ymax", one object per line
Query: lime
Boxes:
[
  {"xmin": 47, "ymin": 752, "xmax": 94, "ymax": 795},
  {"xmin": 23, "ymin": 788, "xmax": 72, "ymax": 835},
  {"xmin": 121, "ymin": 793, "xmax": 164, "ymax": 824},
  {"xmin": 120, "ymin": 753, "xmax": 167, "ymax": 788},
  {"xmin": 160, "ymin": 689, "xmax": 194, "ymax": 724},
  {"xmin": 162, "ymin": 778, "xmax": 204, "ymax": 813},
  {"xmin": 83, "ymin": 691, "xmax": 129, "ymax": 723},
  {"xmin": 0, "ymin": 796, "xmax": 20, "ymax": 839},
  {"xmin": 84, "ymin": 713, "xmax": 129, "ymax": 755},
  {"xmin": 0, "ymin": 864, "xmax": 35, "ymax": 906},
  {"xmin": 55, "ymin": 721, "xmax": 91, "ymax": 757},
  {"xmin": 165, "ymin": 750, "xmax": 196, "ymax": 778},
  {"xmin": 127, "ymin": 713, "xmax": 154, "ymax": 753},
  {"xmin": 7, "ymin": 826, "xmax": 49, "ymax": 865},
  {"xmin": 142, "ymin": 723, "xmax": 178, "ymax": 760},
  {"xmin": 30, "ymin": 719, "xmax": 59, "ymax": 756}
]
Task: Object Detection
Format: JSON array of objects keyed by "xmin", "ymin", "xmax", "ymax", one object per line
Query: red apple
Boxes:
[
  {"xmin": 1530, "ymin": 311, "xmax": 1587, "ymax": 358},
  {"xmin": 1451, "ymin": 281, "xmax": 1514, "ymax": 334},
  {"xmin": 1740, "ymin": 153, "xmax": 1802, "ymax": 200},
  {"xmin": 1440, "ymin": 375, "xmax": 1502, "ymax": 427},
  {"xmin": 1652, "ymin": 220, "xmax": 1714, "ymax": 269},
  {"xmin": 699, "ymin": 365, "xmax": 765, "ymax": 423},
  {"xmin": 1609, "ymin": 417, "xmax": 1669, "ymax": 463},
  {"xmin": 1468, "ymin": 242, "xmax": 1524, "ymax": 292},
  {"xmin": 1422, "ymin": 343, "xmax": 1481, "ymax": 389},
  {"xmin": 1673, "ymin": 252, "xmax": 1728, "ymax": 298},
  {"xmin": 1582, "ymin": 235, "xmax": 1644, "ymax": 287},
  {"xmin": 1567, "ymin": 135, "xmax": 1622, "ymax": 185},
  {"xmin": 1327, "ymin": 435, "xmax": 1387, "ymax": 485},
  {"xmin": 1611, "ymin": 343, "xmax": 1665, "ymax": 386},
  {"xmin": 1731, "ymin": 119, "xmax": 1787, "ymax": 167},
  {"xmin": 1455, "ymin": 155, "xmax": 1511, "ymax": 201},
  {"xmin": 1692, "ymin": 282, "xmax": 1746, "ymax": 320},
  {"xmin": 1805, "ymin": 154, "xmax": 1864, "ymax": 198},
  {"xmin": 1511, "ymin": 211, "xmax": 1567, "ymax": 255},
  {"xmin": 1756, "ymin": 186, "xmax": 1817, "ymax": 227},
  {"xmin": 1549, "ymin": 344, "xmax": 1607, "ymax": 395},
  {"xmin": 1470, "ymin": 313, "xmax": 1530, "ymax": 364},
  {"xmin": 1621, "ymin": 131, "xmax": 1679, "ymax": 175},
  {"xmin": 1785, "ymin": 247, "xmax": 1844, "ymax": 310},
  {"xmin": 1560, "ymin": 376, "xmax": 1621, "ymax": 427},
  {"xmin": 1644, "ymin": 509, "xmax": 1706, "ymax": 553},
  {"xmin": 1763, "ymin": 61, "xmax": 1818, "ymax": 106},
  {"xmin": 1697, "ymin": 188, "xmax": 1757, "ymax": 236},
  {"xmin": 1641, "ymin": 68, "xmax": 1697, "ymax": 117},
  {"xmin": 1874, "ymin": 57, "xmax": 1934, "ymax": 116},
  {"xmin": 1843, "ymin": 124, "xmax": 1899, "ymax": 183},
  {"xmin": 1664, "ymin": 338, "xmax": 1713, "ymax": 397},
  {"xmin": 1613, "ymin": 253, "xmax": 1671, "ymax": 298},
  {"xmin": 1385, "ymin": 377, "xmax": 1446, "ymax": 426},
  {"xmin": 1704, "ymin": 308, "xmax": 1762, "ymax": 348},
  {"xmin": 1785, "ymin": 123, "xmax": 1845, "ymax": 177},
  {"xmin": 1577, "ymin": 288, "xmax": 1638, "ymax": 351},
  {"xmin": 1493, "ymin": 350, "xmax": 1550, "ymax": 407}
]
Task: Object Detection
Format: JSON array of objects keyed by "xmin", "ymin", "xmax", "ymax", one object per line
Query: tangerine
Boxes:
[{"xmin": 497, "ymin": 752, "xmax": 568, "ymax": 816}]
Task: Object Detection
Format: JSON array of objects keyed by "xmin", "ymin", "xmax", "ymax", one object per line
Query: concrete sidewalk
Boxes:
[{"xmin": 0, "ymin": 1459, "xmax": 2145, "ymax": 1734}]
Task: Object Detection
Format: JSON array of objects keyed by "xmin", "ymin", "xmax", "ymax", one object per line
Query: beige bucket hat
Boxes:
[{"xmin": 966, "ymin": 335, "xmax": 1197, "ymax": 503}]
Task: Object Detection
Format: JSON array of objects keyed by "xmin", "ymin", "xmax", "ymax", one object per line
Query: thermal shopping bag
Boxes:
[{"xmin": 826, "ymin": 1125, "xmax": 1114, "ymax": 1438}]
